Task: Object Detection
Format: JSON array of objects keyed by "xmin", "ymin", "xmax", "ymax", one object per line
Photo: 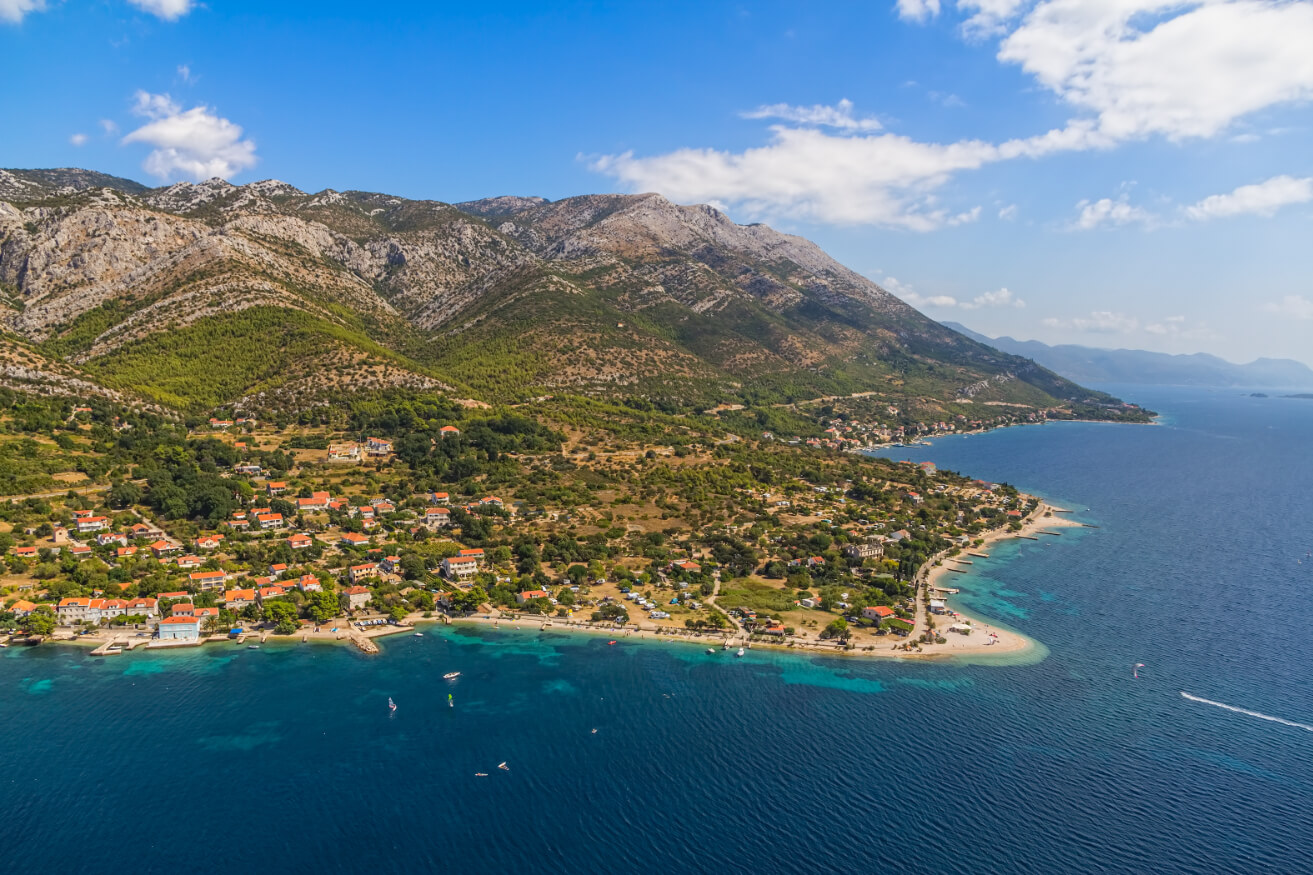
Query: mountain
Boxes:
[
  {"xmin": 0, "ymin": 167, "xmax": 1142, "ymax": 418},
  {"xmin": 943, "ymin": 322, "xmax": 1313, "ymax": 389}
]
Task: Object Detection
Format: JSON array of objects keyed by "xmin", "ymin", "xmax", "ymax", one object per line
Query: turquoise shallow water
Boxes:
[{"xmin": 4, "ymin": 386, "xmax": 1312, "ymax": 874}]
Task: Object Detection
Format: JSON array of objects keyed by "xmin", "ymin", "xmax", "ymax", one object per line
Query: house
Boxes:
[
  {"xmin": 888, "ymin": 529, "xmax": 912, "ymax": 542},
  {"xmin": 227, "ymin": 517, "xmax": 250, "ymax": 530},
  {"xmin": 157, "ymin": 616, "xmax": 201, "ymax": 641},
  {"xmin": 175, "ymin": 554, "xmax": 203, "ymax": 569},
  {"xmin": 761, "ymin": 622, "xmax": 786, "ymax": 636},
  {"xmin": 129, "ymin": 523, "xmax": 155, "ymax": 539},
  {"xmin": 97, "ymin": 532, "xmax": 128, "ymax": 547},
  {"xmin": 151, "ymin": 540, "xmax": 182, "ymax": 558},
  {"xmin": 69, "ymin": 544, "xmax": 92, "ymax": 559},
  {"xmin": 929, "ymin": 599, "xmax": 948, "ymax": 614},
  {"xmin": 256, "ymin": 513, "xmax": 284, "ymax": 530},
  {"xmin": 373, "ymin": 501, "xmax": 396, "ymax": 515},
  {"xmin": 58, "ymin": 597, "xmax": 103, "ymax": 624},
  {"xmin": 194, "ymin": 535, "xmax": 224, "ymax": 551},
  {"xmin": 354, "ymin": 506, "xmax": 375, "ymax": 520},
  {"xmin": 907, "ymin": 491, "xmax": 923, "ymax": 504},
  {"xmin": 340, "ymin": 532, "xmax": 370, "ymax": 548},
  {"xmin": 366, "ymin": 436, "xmax": 393, "ymax": 455},
  {"xmin": 297, "ymin": 496, "xmax": 330, "ymax": 512},
  {"xmin": 193, "ymin": 606, "xmax": 219, "ymax": 624},
  {"xmin": 125, "ymin": 597, "xmax": 159, "ymax": 617},
  {"xmin": 287, "ymin": 533, "xmax": 313, "ymax": 550},
  {"xmin": 457, "ymin": 548, "xmax": 485, "ymax": 565},
  {"xmin": 862, "ymin": 605, "xmax": 896, "ymax": 622},
  {"xmin": 328, "ymin": 443, "xmax": 360, "ymax": 462},
  {"xmin": 9, "ymin": 600, "xmax": 37, "ymax": 617},
  {"xmin": 159, "ymin": 591, "xmax": 190, "ymax": 601},
  {"xmin": 267, "ymin": 482, "xmax": 287, "ymax": 495},
  {"xmin": 807, "ymin": 556, "xmax": 825, "ymax": 568},
  {"xmin": 480, "ymin": 496, "xmax": 504, "ymax": 508},
  {"xmin": 297, "ymin": 575, "xmax": 323, "ymax": 593},
  {"xmin": 439, "ymin": 425, "xmax": 460, "ymax": 437},
  {"xmin": 170, "ymin": 602, "xmax": 197, "ymax": 617},
  {"xmin": 843, "ymin": 540, "xmax": 884, "ymax": 561},
  {"xmin": 343, "ymin": 585, "xmax": 371, "ymax": 611},
  {"xmin": 257, "ymin": 585, "xmax": 288, "ymax": 602},
  {"xmin": 348, "ymin": 564, "xmax": 380, "ymax": 585},
  {"xmin": 77, "ymin": 516, "xmax": 110, "ymax": 533},
  {"xmin": 516, "ymin": 589, "xmax": 549, "ymax": 604},
  {"xmin": 100, "ymin": 599, "xmax": 128, "ymax": 620},
  {"xmin": 208, "ymin": 418, "xmax": 233, "ymax": 430},
  {"xmin": 424, "ymin": 507, "xmax": 451, "ymax": 528},
  {"xmin": 223, "ymin": 589, "xmax": 256, "ymax": 609},
  {"xmin": 269, "ymin": 563, "xmax": 288, "ymax": 579},
  {"xmin": 669, "ymin": 560, "xmax": 701, "ymax": 574},
  {"xmin": 429, "ymin": 491, "xmax": 450, "ymax": 504},
  {"xmin": 189, "ymin": 570, "xmax": 227, "ymax": 591},
  {"xmin": 441, "ymin": 555, "xmax": 480, "ymax": 580},
  {"xmin": 115, "ymin": 546, "xmax": 137, "ymax": 559},
  {"xmin": 234, "ymin": 464, "xmax": 262, "ymax": 476},
  {"xmin": 13, "ymin": 546, "xmax": 37, "ymax": 559}
]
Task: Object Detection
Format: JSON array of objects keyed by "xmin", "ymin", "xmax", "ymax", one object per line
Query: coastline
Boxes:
[{"xmin": 17, "ymin": 503, "xmax": 1083, "ymax": 666}]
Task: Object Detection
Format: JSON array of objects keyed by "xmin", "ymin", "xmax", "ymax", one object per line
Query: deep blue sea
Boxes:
[{"xmin": 5, "ymin": 386, "xmax": 1312, "ymax": 875}]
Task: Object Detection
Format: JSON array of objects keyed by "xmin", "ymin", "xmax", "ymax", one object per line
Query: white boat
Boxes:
[
  {"xmin": 388, "ymin": 697, "xmax": 397, "ymax": 712},
  {"xmin": 443, "ymin": 671, "xmax": 461, "ymax": 679},
  {"xmin": 497, "ymin": 761, "xmax": 509, "ymax": 771},
  {"xmin": 735, "ymin": 647, "xmax": 745, "ymax": 657},
  {"xmin": 706, "ymin": 648, "xmax": 715, "ymax": 654},
  {"xmin": 414, "ymin": 632, "xmax": 424, "ymax": 637}
]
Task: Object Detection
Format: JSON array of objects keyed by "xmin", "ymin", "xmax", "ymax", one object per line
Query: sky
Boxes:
[{"xmin": 2, "ymin": 0, "xmax": 1311, "ymax": 365}]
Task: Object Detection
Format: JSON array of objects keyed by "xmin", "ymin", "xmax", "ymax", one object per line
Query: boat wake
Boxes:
[{"xmin": 1180, "ymin": 692, "xmax": 1313, "ymax": 732}]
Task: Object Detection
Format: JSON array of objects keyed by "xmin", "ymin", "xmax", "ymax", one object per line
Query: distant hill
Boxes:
[
  {"xmin": 1, "ymin": 166, "xmax": 1145, "ymax": 419},
  {"xmin": 942, "ymin": 322, "xmax": 1313, "ymax": 388}
]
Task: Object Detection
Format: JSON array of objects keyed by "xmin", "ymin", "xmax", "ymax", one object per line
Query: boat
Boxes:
[
  {"xmin": 591, "ymin": 728, "xmax": 598, "ymax": 734},
  {"xmin": 448, "ymin": 694, "xmax": 453, "ymax": 708},
  {"xmin": 414, "ymin": 632, "xmax": 424, "ymax": 637},
  {"xmin": 247, "ymin": 644, "xmax": 260, "ymax": 649},
  {"xmin": 735, "ymin": 647, "xmax": 745, "ymax": 657},
  {"xmin": 497, "ymin": 762, "xmax": 509, "ymax": 771},
  {"xmin": 388, "ymin": 697, "xmax": 397, "ymax": 713},
  {"xmin": 443, "ymin": 671, "xmax": 461, "ymax": 679},
  {"xmin": 475, "ymin": 772, "xmax": 488, "ymax": 777},
  {"xmin": 706, "ymin": 648, "xmax": 715, "ymax": 654},
  {"xmin": 607, "ymin": 640, "xmax": 617, "ymax": 645}
]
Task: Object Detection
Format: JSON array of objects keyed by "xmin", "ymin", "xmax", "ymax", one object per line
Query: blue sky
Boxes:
[{"xmin": 3, "ymin": 0, "xmax": 1311, "ymax": 364}]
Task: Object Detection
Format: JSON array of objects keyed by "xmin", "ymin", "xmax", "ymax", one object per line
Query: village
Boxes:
[{"xmin": 0, "ymin": 401, "xmax": 1055, "ymax": 659}]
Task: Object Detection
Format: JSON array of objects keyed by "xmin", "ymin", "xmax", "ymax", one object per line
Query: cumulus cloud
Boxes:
[
  {"xmin": 0, "ymin": 0, "xmax": 44, "ymax": 24},
  {"xmin": 896, "ymin": 0, "xmax": 941, "ymax": 23},
  {"xmin": 121, "ymin": 90, "xmax": 258, "ymax": 181},
  {"xmin": 1183, "ymin": 175, "xmax": 1313, "ymax": 221},
  {"xmin": 126, "ymin": 0, "xmax": 194, "ymax": 20},
  {"xmin": 885, "ymin": 277, "xmax": 1026, "ymax": 311},
  {"xmin": 69, "ymin": 133, "xmax": 88, "ymax": 146},
  {"xmin": 997, "ymin": 0, "xmax": 1313, "ymax": 143},
  {"xmin": 742, "ymin": 98, "xmax": 882, "ymax": 132},
  {"xmin": 1072, "ymin": 195, "xmax": 1154, "ymax": 230},
  {"xmin": 958, "ymin": 0, "xmax": 1028, "ymax": 37},
  {"xmin": 1263, "ymin": 295, "xmax": 1313, "ymax": 321}
]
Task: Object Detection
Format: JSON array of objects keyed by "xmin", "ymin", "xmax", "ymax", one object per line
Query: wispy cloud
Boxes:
[
  {"xmin": 121, "ymin": 90, "xmax": 257, "ymax": 181},
  {"xmin": 1263, "ymin": 295, "xmax": 1313, "ymax": 321},
  {"xmin": 177, "ymin": 64, "xmax": 195, "ymax": 84},
  {"xmin": 69, "ymin": 132, "xmax": 88, "ymax": 146},
  {"xmin": 742, "ymin": 98, "xmax": 882, "ymax": 132},
  {"xmin": 885, "ymin": 276, "xmax": 1026, "ymax": 311},
  {"xmin": 1071, "ymin": 195, "xmax": 1155, "ymax": 231},
  {"xmin": 0, "ymin": 0, "xmax": 44, "ymax": 24},
  {"xmin": 126, "ymin": 0, "xmax": 195, "ymax": 21},
  {"xmin": 1183, "ymin": 175, "xmax": 1313, "ymax": 221}
]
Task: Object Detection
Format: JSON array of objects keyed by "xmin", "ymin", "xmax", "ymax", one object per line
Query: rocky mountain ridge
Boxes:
[{"xmin": 0, "ymin": 167, "xmax": 1133, "ymax": 415}]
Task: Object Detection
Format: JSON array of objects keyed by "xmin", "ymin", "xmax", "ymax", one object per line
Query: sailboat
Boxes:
[
  {"xmin": 497, "ymin": 761, "xmax": 509, "ymax": 771},
  {"xmin": 388, "ymin": 697, "xmax": 397, "ymax": 713}
]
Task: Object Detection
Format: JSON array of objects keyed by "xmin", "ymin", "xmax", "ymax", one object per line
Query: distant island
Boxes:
[{"xmin": 942, "ymin": 322, "xmax": 1313, "ymax": 389}]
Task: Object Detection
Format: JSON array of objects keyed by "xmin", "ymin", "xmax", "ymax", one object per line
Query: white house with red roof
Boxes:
[
  {"xmin": 516, "ymin": 589, "xmax": 550, "ymax": 604},
  {"xmin": 441, "ymin": 554, "xmax": 480, "ymax": 580},
  {"xmin": 157, "ymin": 615, "xmax": 201, "ymax": 641},
  {"xmin": 366, "ymin": 436, "xmax": 393, "ymax": 455},
  {"xmin": 348, "ymin": 564, "xmax": 380, "ymax": 585},
  {"xmin": 189, "ymin": 570, "xmax": 227, "ymax": 590},
  {"xmin": 77, "ymin": 516, "xmax": 109, "ymax": 533},
  {"xmin": 297, "ymin": 575, "xmax": 323, "ymax": 593}
]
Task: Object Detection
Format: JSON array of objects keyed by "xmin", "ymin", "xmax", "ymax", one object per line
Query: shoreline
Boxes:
[{"xmin": 15, "ymin": 504, "xmax": 1084, "ymax": 666}]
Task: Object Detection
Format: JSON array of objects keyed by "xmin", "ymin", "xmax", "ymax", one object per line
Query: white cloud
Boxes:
[
  {"xmin": 896, "ymin": 0, "xmax": 941, "ymax": 23},
  {"xmin": 1070, "ymin": 311, "xmax": 1140, "ymax": 333},
  {"xmin": 998, "ymin": 203, "xmax": 1018, "ymax": 220},
  {"xmin": 961, "ymin": 287, "xmax": 1026, "ymax": 309},
  {"xmin": 742, "ymin": 99, "xmax": 882, "ymax": 132},
  {"xmin": 121, "ymin": 90, "xmax": 257, "ymax": 181},
  {"xmin": 99, "ymin": 118, "xmax": 119, "ymax": 136},
  {"xmin": 997, "ymin": 0, "xmax": 1313, "ymax": 143},
  {"xmin": 126, "ymin": 0, "xmax": 194, "ymax": 20},
  {"xmin": 958, "ymin": 0, "xmax": 1028, "ymax": 37},
  {"xmin": 177, "ymin": 64, "xmax": 194, "ymax": 84},
  {"xmin": 0, "ymin": 0, "xmax": 43, "ymax": 24},
  {"xmin": 1263, "ymin": 295, "xmax": 1313, "ymax": 321},
  {"xmin": 69, "ymin": 133, "xmax": 88, "ymax": 146},
  {"xmin": 884, "ymin": 277, "xmax": 1026, "ymax": 311},
  {"xmin": 1183, "ymin": 175, "xmax": 1313, "ymax": 221},
  {"xmin": 1072, "ymin": 195, "xmax": 1154, "ymax": 230}
]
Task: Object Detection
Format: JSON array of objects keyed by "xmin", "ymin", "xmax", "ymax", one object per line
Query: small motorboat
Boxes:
[
  {"xmin": 414, "ymin": 632, "xmax": 424, "ymax": 637},
  {"xmin": 735, "ymin": 647, "xmax": 745, "ymax": 657},
  {"xmin": 475, "ymin": 772, "xmax": 488, "ymax": 777},
  {"xmin": 607, "ymin": 640, "xmax": 617, "ymax": 645},
  {"xmin": 443, "ymin": 671, "xmax": 461, "ymax": 679},
  {"xmin": 497, "ymin": 762, "xmax": 509, "ymax": 771},
  {"xmin": 706, "ymin": 648, "xmax": 715, "ymax": 654},
  {"xmin": 247, "ymin": 644, "xmax": 260, "ymax": 650}
]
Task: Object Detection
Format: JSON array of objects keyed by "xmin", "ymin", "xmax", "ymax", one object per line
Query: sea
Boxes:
[{"xmin": 4, "ymin": 386, "xmax": 1312, "ymax": 875}]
